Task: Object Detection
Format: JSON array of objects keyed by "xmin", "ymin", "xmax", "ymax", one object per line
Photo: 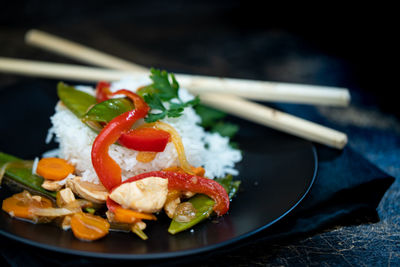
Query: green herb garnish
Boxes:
[
  {"xmin": 195, "ymin": 104, "xmax": 239, "ymax": 138},
  {"xmin": 138, "ymin": 69, "xmax": 199, "ymax": 123}
]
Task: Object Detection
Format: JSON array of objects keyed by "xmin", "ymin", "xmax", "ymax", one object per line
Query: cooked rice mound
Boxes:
[{"xmin": 48, "ymin": 77, "xmax": 242, "ymax": 184}]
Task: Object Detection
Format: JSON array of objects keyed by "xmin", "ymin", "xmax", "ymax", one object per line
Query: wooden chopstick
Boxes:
[
  {"xmin": 201, "ymin": 93, "xmax": 347, "ymax": 149},
  {"xmin": 25, "ymin": 29, "xmax": 148, "ymax": 73},
  {"xmin": 26, "ymin": 29, "xmax": 350, "ymax": 107},
  {"xmin": 0, "ymin": 57, "xmax": 134, "ymax": 81},
  {"xmin": 0, "ymin": 57, "xmax": 348, "ymax": 149}
]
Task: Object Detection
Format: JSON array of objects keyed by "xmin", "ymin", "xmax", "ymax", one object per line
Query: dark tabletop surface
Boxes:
[{"xmin": 0, "ymin": 1, "xmax": 399, "ymax": 266}]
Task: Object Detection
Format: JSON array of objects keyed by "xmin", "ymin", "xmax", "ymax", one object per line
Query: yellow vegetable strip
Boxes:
[{"xmin": 139, "ymin": 122, "xmax": 194, "ymax": 175}]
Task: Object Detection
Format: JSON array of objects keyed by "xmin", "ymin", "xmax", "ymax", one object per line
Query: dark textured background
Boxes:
[{"xmin": 1, "ymin": 1, "xmax": 399, "ymax": 266}]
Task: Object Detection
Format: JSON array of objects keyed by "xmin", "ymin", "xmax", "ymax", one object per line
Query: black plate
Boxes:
[{"xmin": 0, "ymin": 80, "xmax": 317, "ymax": 259}]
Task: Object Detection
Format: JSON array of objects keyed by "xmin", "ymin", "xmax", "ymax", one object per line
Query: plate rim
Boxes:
[{"xmin": 0, "ymin": 144, "xmax": 318, "ymax": 260}]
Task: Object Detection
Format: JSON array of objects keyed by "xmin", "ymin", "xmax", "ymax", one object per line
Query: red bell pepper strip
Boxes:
[
  {"xmin": 111, "ymin": 90, "xmax": 171, "ymax": 152},
  {"xmin": 91, "ymin": 90, "xmax": 149, "ymax": 191},
  {"xmin": 95, "ymin": 81, "xmax": 112, "ymax": 103},
  {"xmin": 106, "ymin": 197, "xmax": 122, "ymax": 213},
  {"xmin": 95, "ymin": 86, "xmax": 168, "ymax": 151},
  {"xmin": 118, "ymin": 127, "xmax": 170, "ymax": 152},
  {"xmin": 110, "ymin": 171, "xmax": 230, "ymax": 216}
]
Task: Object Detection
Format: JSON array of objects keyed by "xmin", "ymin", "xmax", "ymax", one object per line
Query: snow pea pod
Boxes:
[
  {"xmin": 168, "ymin": 194, "xmax": 215, "ymax": 235},
  {"xmin": 57, "ymin": 82, "xmax": 134, "ymax": 130},
  {"xmin": 57, "ymin": 82, "xmax": 97, "ymax": 118},
  {"xmin": 0, "ymin": 152, "xmax": 56, "ymax": 199},
  {"xmin": 168, "ymin": 175, "xmax": 240, "ymax": 234},
  {"xmin": 215, "ymin": 175, "xmax": 241, "ymax": 199},
  {"xmin": 83, "ymin": 98, "xmax": 134, "ymax": 124}
]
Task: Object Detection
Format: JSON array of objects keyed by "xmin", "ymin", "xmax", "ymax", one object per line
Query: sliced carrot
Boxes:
[
  {"xmin": 136, "ymin": 151, "xmax": 157, "ymax": 163},
  {"xmin": 70, "ymin": 212, "xmax": 110, "ymax": 241},
  {"xmin": 163, "ymin": 166, "xmax": 205, "ymax": 177},
  {"xmin": 113, "ymin": 207, "xmax": 157, "ymax": 223},
  {"xmin": 191, "ymin": 166, "xmax": 205, "ymax": 177},
  {"xmin": 36, "ymin": 158, "xmax": 75, "ymax": 181},
  {"xmin": 2, "ymin": 191, "xmax": 52, "ymax": 220}
]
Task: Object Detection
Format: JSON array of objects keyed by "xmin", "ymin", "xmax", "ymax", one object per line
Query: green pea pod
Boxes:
[
  {"xmin": 57, "ymin": 82, "xmax": 135, "ymax": 132},
  {"xmin": 82, "ymin": 98, "xmax": 134, "ymax": 123},
  {"xmin": 215, "ymin": 175, "xmax": 241, "ymax": 199},
  {"xmin": 57, "ymin": 82, "xmax": 97, "ymax": 118},
  {"xmin": 168, "ymin": 175, "xmax": 240, "ymax": 235},
  {"xmin": 0, "ymin": 152, "xmax": 56, "ymax": 199},
  {"xmin": 168, "ymin": 194, "xmax": 215, "ymax": 235}
]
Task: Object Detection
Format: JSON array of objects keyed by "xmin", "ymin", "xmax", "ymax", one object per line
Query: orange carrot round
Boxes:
[
  {"xmin": 70, "ymin": 212, "xmax": 110, "ymax": 241},
  {"xmin": 36, "ymin": 158, "xmax": 75, "ymax": 180},
  {"xmin": 2, "ymin": 192, "xmax": 52, "ymax": 220}
]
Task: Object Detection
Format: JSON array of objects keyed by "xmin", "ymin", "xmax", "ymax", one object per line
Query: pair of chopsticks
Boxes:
[{"xmin": 0, "ymin": 29, "xmax": 349, "ymax": 149}]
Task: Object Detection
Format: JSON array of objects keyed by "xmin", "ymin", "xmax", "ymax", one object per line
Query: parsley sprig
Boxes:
[{"xmin": 139, "ymin": 69, "xmax": 199, "ymax": 123}]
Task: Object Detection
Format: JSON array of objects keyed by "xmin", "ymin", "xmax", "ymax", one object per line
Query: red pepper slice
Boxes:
[
  {"xmin": 91, "ymin": 90, "xmax": 149, "ymax": 191},
  {"xmin": 112, "ymin": 90, "xmax": 171, "ymax": 152},
  {"xmin": 118, "ymin": 127, "xmax": 170, "ymax": 152},
  {"xmin": 111, "ymin": 171, "xmax": 230, "ymax": 216},
  {"xmin": 95, "ymin": 81, "xmax": 112, "ymax": 103},
  {"xmin": 95, "ymin": 86, "xmax": 167, "ymax": 152},
  {"xmin": 106, "ymin": 197, "xmax": 122, "ymax": 213}
]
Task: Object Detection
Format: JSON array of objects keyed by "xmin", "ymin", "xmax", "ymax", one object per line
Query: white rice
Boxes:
[{"xmin": 48, "ymin": 77, "xmax": 242, "ymax": 184}]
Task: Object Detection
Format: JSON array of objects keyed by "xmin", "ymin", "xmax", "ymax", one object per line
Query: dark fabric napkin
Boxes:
[{"xmin": 0, "ymin": 82, "xmax": 396, "ymax": 266}]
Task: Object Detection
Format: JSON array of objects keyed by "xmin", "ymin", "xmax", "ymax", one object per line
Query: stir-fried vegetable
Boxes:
[
  {"xmin": 132, "ymin": 224, "xmax": 148, "ymax": 240},
  {"xmin": 1, "ymin": 69, "xmax": 242, "ymax": 242},
  {"xmin": 91, "ymin": 90, "xmax": 149, "ymax": 191},
  {"xmin": 36, "ymin": 157, "xmax": 75, "ymax": 181},
  {"xmin": 95, "ymin": 81, "xmax": 112, "ymax": 102},
  {"xmin": 168, "ymin": 194, "xmax": 214, "ymax": 234},
  {"xmin": 0, "ymin": 152, "xmax": 56, "ymax": 199},
  {"xmin": 57, "ymin": 82, "xmax": 97, "ymax": 118},
  {"xmin": 150, "ymin": 121, "xmax": 194, "ymax": 174},
  {"xmin": 119, "ymin": 171, "xmax": 230, "ymax": 216},
  {"xmin": 215, "ymin": 175, "xmax": 241, "ymax": 199},
  {"xmin": 70, "ymin": 212, "xmax": 110, "ymax": 241},
  {"xmin": 2, "ymin": 191, "xmax": 53, "ymax": 220},
  {"xmin": 118, "ymin": 127, "xmax": 170, "ymax": 152},
  {"xmin": 107, "ymin": 198, "xmax": 157, "ymax": 222},
  {"xmin": 168, "ymin": 175, "xmax": 240, "ymax": 234},
  {"xmin": 83, "ymin": 98, "xmax": 134, "ymax": 124}
]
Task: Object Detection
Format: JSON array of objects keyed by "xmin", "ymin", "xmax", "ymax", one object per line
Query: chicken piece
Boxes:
[
  {"xmin": 41, "ymin": 179, "xmax": 63, "ymax": 191},
  {"xmin": 110, "ymin": 177, "xmax": 168, "ymax": 213},
  {"xmin": 66, "ymin": 176, "xmax": 108, "ymax": 204},
  {"xmin": 56, "ymin": 188, "xmax": 76, "ymax": 207}
]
